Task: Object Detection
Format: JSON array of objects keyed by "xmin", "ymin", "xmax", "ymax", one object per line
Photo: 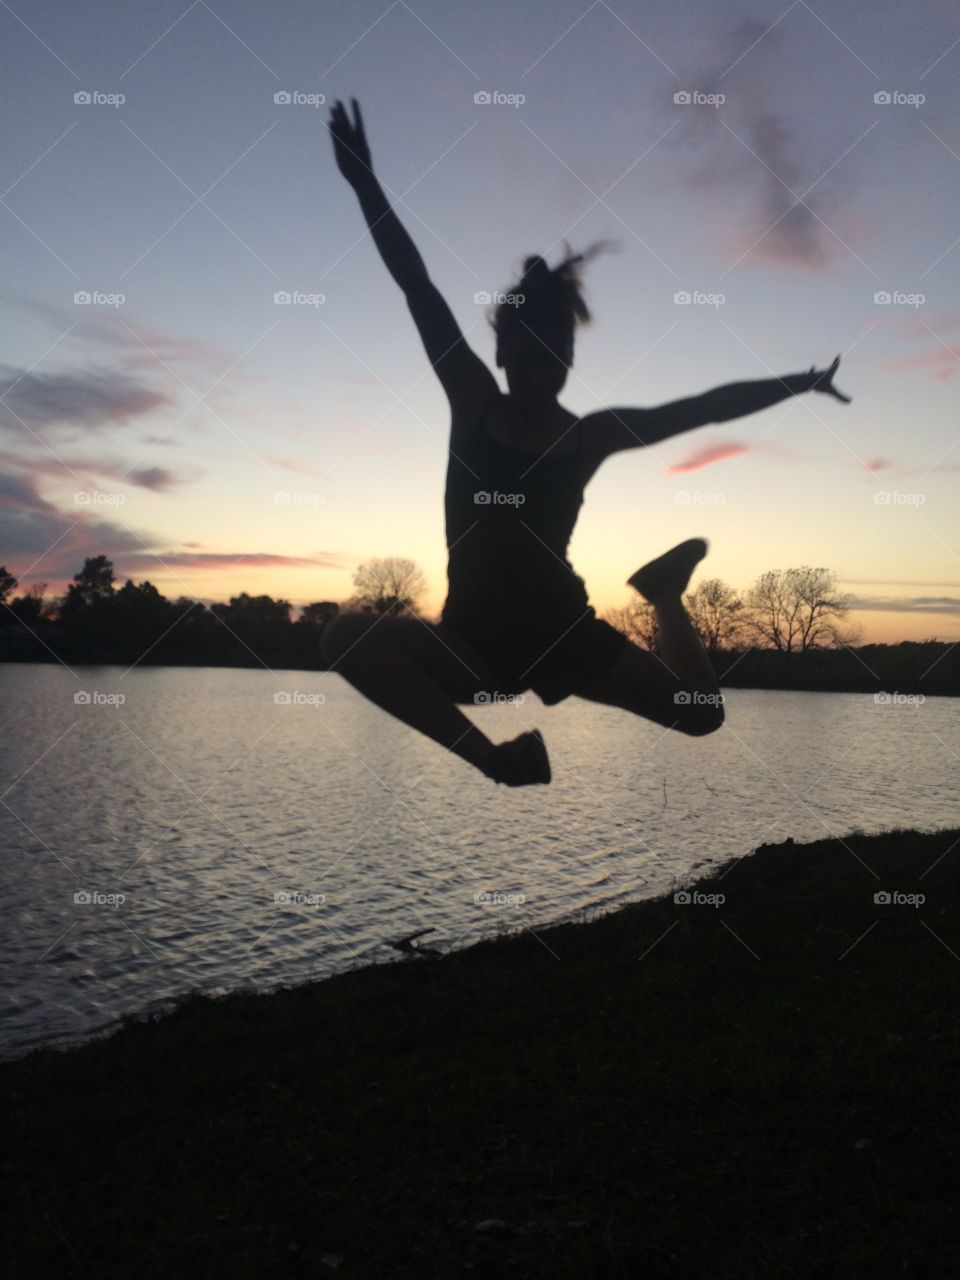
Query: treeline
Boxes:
[
  {"xmin": 605, "ymin": 567, "xmax": 960, "ymax": 696},
  {"xmin": 0, "ymin": 554, "xmax": 431, "ymax": 669},
  {"xmin": 1, "ymin": 555, "xmax": 958, "ymax": 694},
  {"xmin": 0, "ymin": 556, "xmax": 339, "ymax": 669},
  {"xmin": 711, "ymin": 642, "xmax": 960, "ymax": 697}
]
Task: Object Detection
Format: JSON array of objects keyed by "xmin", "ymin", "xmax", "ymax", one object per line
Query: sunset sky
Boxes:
[{"xmin": 2, "ymin": 0, "xmax": 958, "ymax": 641}]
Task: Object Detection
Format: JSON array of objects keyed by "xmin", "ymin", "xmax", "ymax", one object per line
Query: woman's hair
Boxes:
[{"xmin": 490, "ymin": 238, "xmax": 617, "ymax": 358}]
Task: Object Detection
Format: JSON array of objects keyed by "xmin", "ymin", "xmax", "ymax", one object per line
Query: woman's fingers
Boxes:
[{"xmin": 329, "ymin": 98, "xmax": 367, "ymax": 158}]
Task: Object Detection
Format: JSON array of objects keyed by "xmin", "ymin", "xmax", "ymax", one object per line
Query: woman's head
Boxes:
[{"xmin": 491, "ymin": 240, "xmax": 614, "ymax": 400}]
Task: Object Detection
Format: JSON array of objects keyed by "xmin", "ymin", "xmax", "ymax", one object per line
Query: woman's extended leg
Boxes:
[
  {"xmin": 576, "ymin": 539, "xmax": 724, "ymax": 735},
  {"xmin": 319, "ymin": 612, "xmax": 550, "ymax": 783}
]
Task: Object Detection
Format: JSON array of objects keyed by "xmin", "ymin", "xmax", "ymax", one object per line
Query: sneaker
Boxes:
[
  {"xmin": 486, "ymin": 729, "xmax": 551, "ymax": 786},
  {"xmin": 627, "ymin": 538, "xmax": 708, "ymax": 602}
]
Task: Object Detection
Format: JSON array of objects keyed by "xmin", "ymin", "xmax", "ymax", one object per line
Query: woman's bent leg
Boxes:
[
  {"xmin": 575, "ymin": 626, "xmax": 724, "ymax": 736},
  {"xmin": 589, "ymin": 537, "xmax": 723, "ymax": 733},
  {"xmin": 653, "ymin": 596, "xmax": 722, "ymax": 707},
  {"xmin": 320, "ymin": 613, "xmax": 500, "ymax": 774}
]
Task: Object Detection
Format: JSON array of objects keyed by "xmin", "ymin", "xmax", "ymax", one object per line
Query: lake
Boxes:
[{"xmin": 1, "ymin": 663, "xmax": 955, "ymax": 1061}]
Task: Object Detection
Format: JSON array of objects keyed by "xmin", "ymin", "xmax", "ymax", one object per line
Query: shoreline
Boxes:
[
  {"xmin": 3, "ymin": 819, "xmax": 955, "ymax": 1068},
  {"xmin": 4, "ymin": 826, "xmax": 958, "ymax": 1277},
  {"xmin": 1, "ymin": 651, "xmax": 957, "ymax": 697}
]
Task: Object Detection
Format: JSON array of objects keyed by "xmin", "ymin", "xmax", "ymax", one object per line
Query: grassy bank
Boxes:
[{"xmin": 3, "ymin": 828, "xmax": 958, "ymax": 1278}]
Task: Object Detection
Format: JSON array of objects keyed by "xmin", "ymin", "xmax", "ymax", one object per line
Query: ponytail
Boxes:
[{"xmin": 492, "ymin": 238, "xmax": 618, "ymax": 349}]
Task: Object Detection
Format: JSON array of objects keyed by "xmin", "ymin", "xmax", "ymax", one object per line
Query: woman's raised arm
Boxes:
[{"xmin": 328, "ymin": 98, "xmax": 496, "ymax": 421}]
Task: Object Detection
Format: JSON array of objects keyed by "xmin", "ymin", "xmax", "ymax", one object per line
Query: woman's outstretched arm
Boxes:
[
  {"xmin": 328, "ymin": 98, "xmax": 496, "ymax": 422},
  {"xmin": 579, "ymin": 356, "xmax": 851, "ymax": 471}
]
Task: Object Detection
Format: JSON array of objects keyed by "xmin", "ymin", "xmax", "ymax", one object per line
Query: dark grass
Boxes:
[{"xmin": 3, "ymin": 827, "xmax": 959, "ymax": 1278}]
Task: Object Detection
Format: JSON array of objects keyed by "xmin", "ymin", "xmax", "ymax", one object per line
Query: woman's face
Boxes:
[{"xmin": 497, "ymin": 326, "xmax": 572, "ymax": 399}]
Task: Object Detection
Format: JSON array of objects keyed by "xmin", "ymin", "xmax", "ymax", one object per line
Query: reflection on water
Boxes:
[{"xmin": 1, "ymin": 664, "xmax": 955, "ymax": 1060}]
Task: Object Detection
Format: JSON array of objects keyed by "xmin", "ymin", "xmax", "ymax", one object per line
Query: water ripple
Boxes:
[{"xmin": 1, "ymin": 667, "xmax": 955, "ymax": 1060}]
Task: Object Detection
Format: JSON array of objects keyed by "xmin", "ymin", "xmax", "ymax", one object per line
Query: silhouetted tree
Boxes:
[
  {"xmin": 685, "ymin": 578, "xmax": 744, "ymax": 657},
  {"xmin": 109, "ymin": 580, "xmax": 176, "ymax": 661},
  {"xmin": 163, "ymin": 597, "xmax": 223, "ymax": 661},
  {"xmin": 352, "ymin": 557, "xmax": 426, "ymax": 615},
  {"xmin": 67, "ymin": 555, "xmax": 115, "ymax": 603},
  {"xmin": 59, "ymin": 556, "xmax": 117, "ymax": 656},
  {"xmin": 8, "ymin": 583, "xmax": 49, "ymax": 626},
  {"xmin": 745, "ymin": 567, "xmax": 859, "ymax": 653},
  {"xmin": 300, "ymin": 601, "xmax": 340, "ymax": 626},
  {"xmin": 604, "ymin": 598, "xmax": 659, "ymax": 650},
  {"xmin": 0, "ymin": 565, "xmax": 17, "ymax": 607},
  {"xmin": 211, "ymin": 593, "xmax": 292, "ymax": 627},
  {"xmin": 210, "ymin": 593, "xmax": 293, "ymax": 660}
]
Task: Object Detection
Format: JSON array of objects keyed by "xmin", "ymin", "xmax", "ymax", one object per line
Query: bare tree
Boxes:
[
  {"xmin": 604, "ymin": 598, "xmax": 659, "ymax": 650},
  {"xmin": 352, "ymin": 557, "xmax": 427, "ymax": 616},
  {"xmin": 745, "ymin": 566, "xmax": 860, "ymax": 653},
  {"xmin": 684, "ymin": 577, "xmax": 744, "ymax": 657}
]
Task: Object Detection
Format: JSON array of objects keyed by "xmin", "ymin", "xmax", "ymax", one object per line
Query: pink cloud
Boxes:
[
  {"xmin": 266, "ymin": 456, "xmax": 326, "ymax": 477},
  {"xmin": 124, "ymin": 551, "xmax": 345, "ymax": 571},
  {"xmin": 667, "ymin": 441, "xmax": 752, "ymax": 474},
  {"xmin": 887, "ymin": 346, "xmax": 960, "ymax": 380}
]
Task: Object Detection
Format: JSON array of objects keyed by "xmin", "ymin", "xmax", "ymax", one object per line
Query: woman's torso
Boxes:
[{"xmin": 443, "ymin": 394, "xmax": 590, "ymax": 617}]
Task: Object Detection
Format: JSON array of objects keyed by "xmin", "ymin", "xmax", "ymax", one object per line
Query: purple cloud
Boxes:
[
  {"xmin": 0, "ymin": 364, "xmax": 173, "ymax": 432},
  {"xmin": 666, "ymin": 20, "xmax": 865, "ymax": 271}
]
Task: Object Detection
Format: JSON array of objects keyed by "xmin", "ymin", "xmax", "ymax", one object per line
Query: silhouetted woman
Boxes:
[{"xmin": 321, "ymin": 99, "xmax": 851, "ymax": 786}]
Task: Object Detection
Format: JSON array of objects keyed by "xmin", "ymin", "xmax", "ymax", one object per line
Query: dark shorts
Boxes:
[{"xmin": 442, "ymin": 601, "xmax": 628, "ymax": 706}]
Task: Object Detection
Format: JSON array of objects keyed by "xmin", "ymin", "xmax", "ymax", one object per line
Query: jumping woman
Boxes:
[{"xmin": 321, "ymin": 98, "xmax": 851, "ymax": 787}]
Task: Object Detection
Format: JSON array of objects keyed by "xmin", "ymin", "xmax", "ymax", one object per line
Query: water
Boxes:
[{"xmin": 1, "ymin": 663, "xmax": 955, "ymax": 1061}]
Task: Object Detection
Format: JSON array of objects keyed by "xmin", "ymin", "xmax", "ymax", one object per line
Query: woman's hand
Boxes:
[
  {"xmin": 329, "ymin": 97, "xmax": 374, "ymax": 188},
  {"xmin": 805, "ymin": 354, "xmax": 851, "ymax": 403}
]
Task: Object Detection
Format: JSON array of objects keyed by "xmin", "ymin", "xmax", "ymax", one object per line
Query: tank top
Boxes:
[{"xmin": 442, "ymin": 396, "xmax": 590, "ymax": 627}]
